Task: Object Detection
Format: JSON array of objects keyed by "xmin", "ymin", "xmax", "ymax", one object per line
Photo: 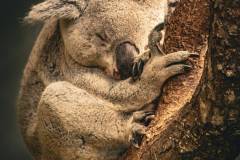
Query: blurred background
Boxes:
[{"xmin": 0, "ymin": 0, "xmax": 42, "ymax": 159}]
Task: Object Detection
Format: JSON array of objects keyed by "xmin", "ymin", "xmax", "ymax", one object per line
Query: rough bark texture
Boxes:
[
  {"xmin": 190, "ymin": 0, "xmax": 240, "ymax": 159},
  {"xmin": 124, "ymin": 0, "xmax": 240, "ymax": 159}
]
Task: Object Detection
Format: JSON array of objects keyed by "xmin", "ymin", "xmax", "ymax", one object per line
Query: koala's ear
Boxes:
[{"xmin": 24, "ymin": 0, "xmax": 88, "ymax": 24}]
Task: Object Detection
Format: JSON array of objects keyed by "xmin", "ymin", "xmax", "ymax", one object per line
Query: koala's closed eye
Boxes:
[{"xmin": 95, "ymin": 32, "xmax": 110, "ymax": 43}]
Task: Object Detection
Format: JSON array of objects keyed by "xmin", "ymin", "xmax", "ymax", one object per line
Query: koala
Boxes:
[{"xmin": 18, "ymin": 0, "xmax": 196, "ymax": 160}]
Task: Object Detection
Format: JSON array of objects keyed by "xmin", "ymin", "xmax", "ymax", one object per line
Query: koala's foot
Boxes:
[
  {"xmin": 133, "ymin": 111, "xmax": 155, "ymax": 125},
  {"xmin": 129, "ymin": 123, "xmax": 146, "ymax": 148},
  {"xmin": 129, "ymin": 111, "xmax": 155, "ymax": 148}
]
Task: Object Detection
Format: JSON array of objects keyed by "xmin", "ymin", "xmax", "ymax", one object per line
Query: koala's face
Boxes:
[{"xmin": 60, "ymin": 0, "xmax": 167, "ymax": 78}]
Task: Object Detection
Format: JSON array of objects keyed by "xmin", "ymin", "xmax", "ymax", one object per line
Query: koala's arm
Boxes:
[
  {"xmin": 71, "ymin": 69, "xmax": 154, "ymax": 112},
  {"xmin": 105, "ymin": 78, "xmax": 158, "ymax": 112},
  {"xmin": 76, "ymin": 51, "xmax": 196, "ymax": 112}
]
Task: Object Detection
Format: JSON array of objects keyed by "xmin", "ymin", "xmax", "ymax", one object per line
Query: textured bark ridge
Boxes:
[
  {"xmin": 191, "ymin": 1, "xmax": 240, "ymax": 159},
  {"xmin": 123, "ymin": 0, "xmax": 211, "ymax": 159}
]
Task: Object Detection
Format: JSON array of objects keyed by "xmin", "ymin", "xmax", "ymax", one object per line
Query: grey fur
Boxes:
[
  {"xmin": 18, "ymin": 0, "xmax": 194, "ymax": 159},
  {"xmin": 24, "ymin": 0, "xmax": 89, "ymax": 23}
]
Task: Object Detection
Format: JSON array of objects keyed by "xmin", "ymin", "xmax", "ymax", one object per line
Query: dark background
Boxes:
[{"xmin": 0, "ymin": 0, "xmax": 42, "ymax": 159}]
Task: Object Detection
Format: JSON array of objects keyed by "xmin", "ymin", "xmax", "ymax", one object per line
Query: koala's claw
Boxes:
[
  {"xmin": 130, "ymin": 134, "xmax": 144, "ymax": 148},
  {"xmin": 133, "ymin": 111, "xmax": 155, "ymax": 125},
  {"xmin": 132, "ymin": 59, "xmax": 144, "ymax": 81},
  {"xmin": 130, "ymin": 124, "xmax": 146, "ymax": 148},
  {"xmin": 137, "ymin": 59, "xmax": 144, "ymax": 75},
  {"xmin": 189, "ymin": 52, "xmax": 200, "ymax": 57},
  {"xmin": 132, "ymin": 62, "xmax": 138, "ymax": 79},
  {"xmin": 183, "ymin": 64, "xmax": 193, "ymax": 71}
]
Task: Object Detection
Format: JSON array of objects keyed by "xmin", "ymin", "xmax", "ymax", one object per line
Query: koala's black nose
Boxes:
[{"xmin": 115, "ymin": 42, "xmax": 139, "ymax": 80}]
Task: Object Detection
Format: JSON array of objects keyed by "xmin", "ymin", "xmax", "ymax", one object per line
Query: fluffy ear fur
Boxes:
[{"xmin": 24, "ymin": 0, "xmax": 89, "ymax": 23}]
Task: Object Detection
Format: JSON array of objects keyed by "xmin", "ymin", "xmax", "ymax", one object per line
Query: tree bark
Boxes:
[{"xmin": 123, "ymin": 0, "xmax": 240, "ymax": 159}]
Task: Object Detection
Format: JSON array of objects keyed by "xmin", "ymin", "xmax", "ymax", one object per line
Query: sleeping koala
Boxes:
[{"xmin": 18, "ymin": 0, "xmax": 196, "ymax": 159}]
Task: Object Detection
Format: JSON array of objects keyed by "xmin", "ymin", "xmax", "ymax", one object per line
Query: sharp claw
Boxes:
[
  {"xmin": 183, "ymin": 65, "xmax": 193, "ymax": 71},
  {"xmin": 156, "ymin": 43, "xmax": 166, "ymax": 55},
  {"xmin": 190, "ymin": 52, "xmax": 200, "ymax": 57},
  {"xmin": 143, "ymin": 114, "xmax": 155, "ymax": 126},
  {"xmin": 132, "ymin": 54, "xmax": 148, "ymax": 81},
  {"xmin": 136, "ymin": 128, "xmax": 146, "ymax": 135},
  {"xmin": 131, "ymin": 129, "xmax": 145, "ymax": 148},
  {"xmin": 144, "ymin": 111, "xmax": 155, "ymax": 116},
  {"xmin": 131, "ymin": 138, "xmax": 141, "ymax": 148},
  {"xmin": 145, "ymin": 115, "xmax": 155, "ymax": 122},
  {"xmin": 132, "ymin": 62, "xmax": 138, "ymax": 80},
  {"xmin": 137, "ymin": 59, "xmax": 144, "ymax": 76},
  {"xmin": 132, "ymin": 58, "xmax": 144, "ymax": 81}
]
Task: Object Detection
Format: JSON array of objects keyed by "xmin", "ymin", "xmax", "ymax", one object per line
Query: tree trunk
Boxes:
[{"xmin": 123, "ymin": 0, "xmax": 240, "ymax": 159}]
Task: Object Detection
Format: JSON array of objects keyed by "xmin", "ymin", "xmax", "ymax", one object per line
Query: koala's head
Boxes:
[{"xmin": 25, "ymin": 0, "xmax": 167, "ymax": 79}]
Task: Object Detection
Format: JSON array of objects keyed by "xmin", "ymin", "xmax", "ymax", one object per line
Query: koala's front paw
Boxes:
[
  {"xmin": 141, "ymin": 51, "xmax": 199, "ymax": 85},
  {"xmin": 132, "ymin": 50, "xmax": 151, "ymax": 80},
  {"xmin": 158, "ymin": 51, "xmax": 199, "ymax": 80},
  {"xmin": 129, "ymin": 111, "xmax": 155, "ymax": 148}
]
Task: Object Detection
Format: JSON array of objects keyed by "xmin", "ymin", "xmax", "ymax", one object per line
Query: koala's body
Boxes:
[{"xmin": 18, "ymin": 0, "xmax": 194, "ymax": 159}]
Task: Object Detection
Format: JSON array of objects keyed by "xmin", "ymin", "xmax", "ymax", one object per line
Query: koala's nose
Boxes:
[{"xmin": 115, "ymin": 42, "xmax": 139, "ymax": 80}]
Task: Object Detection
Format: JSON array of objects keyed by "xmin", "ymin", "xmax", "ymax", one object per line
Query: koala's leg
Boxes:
[{"xmin": 36, "ymin": 81, "xmax": 147, "ymax": 160}]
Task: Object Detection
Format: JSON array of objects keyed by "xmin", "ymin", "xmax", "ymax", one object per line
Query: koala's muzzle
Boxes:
[{"xmin": 115, "ymin": 42, "xmax": 139, "ymax": 80}]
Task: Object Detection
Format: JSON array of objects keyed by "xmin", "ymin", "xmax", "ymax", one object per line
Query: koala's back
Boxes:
[
  {"xmin": 17, "ymin": 21, "xmax": 64, "ymax": 157},
  {"xmin": 18, "ymin": 20, "xmax": 130, "ymax": 160},
  {"xmin": 18, "ymin": 21, "xmax": 115, "ymax": 159}
]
